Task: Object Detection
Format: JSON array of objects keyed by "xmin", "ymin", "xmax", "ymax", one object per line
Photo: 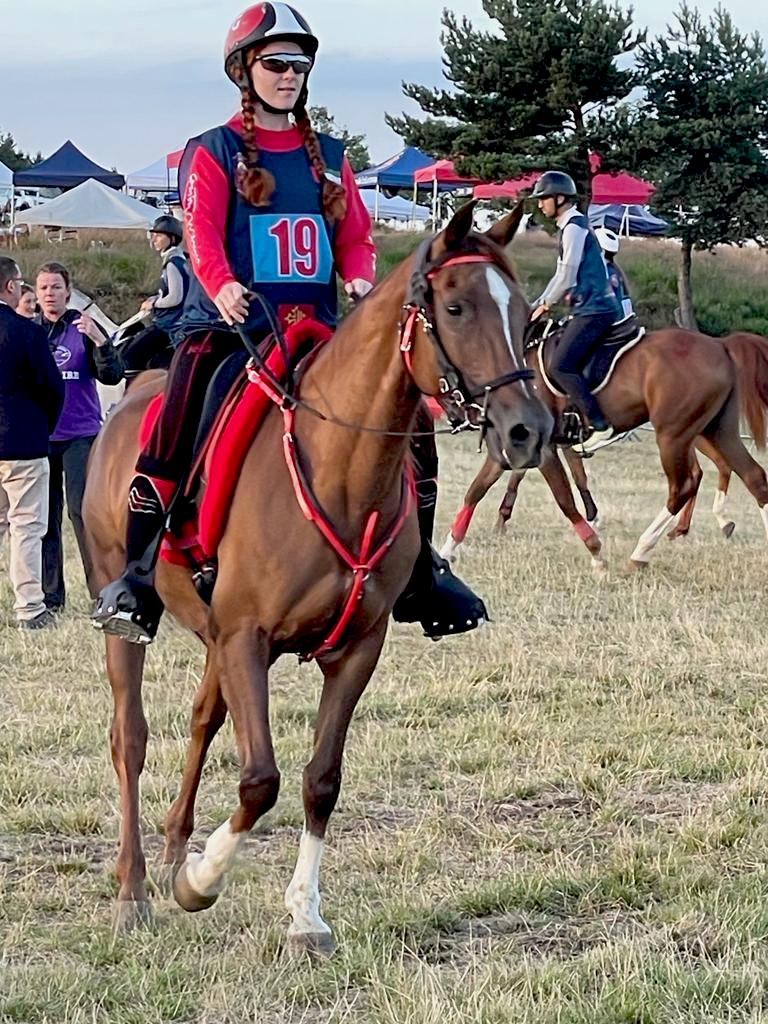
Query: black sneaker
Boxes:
[{"xmin": 18, "ymin": 609, "xmax": 57, "ymax": 631}]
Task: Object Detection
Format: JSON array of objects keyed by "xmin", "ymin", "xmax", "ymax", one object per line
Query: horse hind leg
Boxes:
[
  {"xmin": 106, "ymin": 634, "xmax": 153, "ymax": 932},
  {"xmin": 172, "ymin": 625, "xmax": 279, "ymax": 914},
  {"xmin": 700, "ymin": 393, "xmax": 768, "ymax": 539},
  {"xmin": 440, "ymin": 455, "xmax": 504, "ymax": 561},
  {"xmin": 563, "ymin": 445, "xmax": 601, "ymax": 528},
  {"xmin": 161, "ymin": 648, "xmax": 227, "ymax": 876},
  {"xmin": 629, "ymin": 437, "xmax": 703, "ymax": 569},
  {"xmin": 286, "ymin": 620, "xmax": 389, "ymax": 957},
  {"xmin": 695, "ymin": 437, "xmax": 736, "ymax": 538}
]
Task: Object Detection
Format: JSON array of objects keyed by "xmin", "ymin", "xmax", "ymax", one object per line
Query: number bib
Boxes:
[{"xmin": 250, "ymin": 214, "xmax": 333, "ymax": 285}]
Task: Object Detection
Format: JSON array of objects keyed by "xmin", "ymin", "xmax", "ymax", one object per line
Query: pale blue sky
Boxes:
[{"xmin": 2, "ymin": 0, "xmax": 766, "ymax": 174}]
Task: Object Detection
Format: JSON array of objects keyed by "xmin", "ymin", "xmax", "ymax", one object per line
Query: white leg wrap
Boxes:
[
  {"xmin": 285, "ymin": 831, "xmax": 331, "ymax": 937},
  {"xmin": 184, "ymin": 820, "xmax": 243, "ymax": 897},
  {"xmin": 712, "ymin": 489, "xmax": 732, "ymax": 531},
  {"xmin": 761, "ymin": 504, "xmax": 768, "ymax": 540},
  {"xmin": 630, "ymin": 507, "xmax": 678, "ymax": 563},
  {"xmin": 439, "ymin": 531, "xmax": 460, "ymax": 562}
]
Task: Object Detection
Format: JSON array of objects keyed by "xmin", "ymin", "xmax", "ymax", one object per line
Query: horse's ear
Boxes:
[
  {"xmin": 485, "ymin": 202, "xmax": 525, "ymax": 248},
  {"xmin": 436, "ymin": 200, "xmax": 477, "ymax": 253}
]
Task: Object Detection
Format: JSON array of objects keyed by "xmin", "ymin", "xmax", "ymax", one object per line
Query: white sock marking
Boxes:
[
  {"xmin": 712, "ymin": 489, "xmax": 732, "ymax": 531},
  {"xmin": 285, "ymin": 831, "xmax": 331, "ymax": 937},
  {"xmin": 630, "ymin": 506, "xmax": 678, "ymax": 563},
  {"xmin": 184, "ymin": 819, "xmax": 243, "ymax": 897},
  {"xmin": 761, "ymin": 504, "xmax": 768, "ymax": 540},
  {"xmin": 485, "ymin": 267, "xmax": 530, "ymax": 397},
  {"xmin": 440, "ymin": 531, "xmax": 461, "ymax": 561}
]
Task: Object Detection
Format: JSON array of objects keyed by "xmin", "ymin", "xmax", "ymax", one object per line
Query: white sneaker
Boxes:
[{"xmin": 573, "ymin": 427, "xmax": 615, "ymax": 455}]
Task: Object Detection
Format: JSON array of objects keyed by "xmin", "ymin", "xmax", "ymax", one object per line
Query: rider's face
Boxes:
[
  {"xmin": 150, "ymin": 232, "xmax": 172, "ymax": 252},
  {"xmin": 537, "ymin": 196, "xmax": 558, "ymax": 219},
  {"xmin": 249, "ymin": 40, "xmax": 307, "ymax": 112}
]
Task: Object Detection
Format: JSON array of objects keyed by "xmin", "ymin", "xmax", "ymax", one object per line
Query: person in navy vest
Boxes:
[
  {"xmin": 93, "ymin": 2, "xmax": 488, "ymax": 645},
  {"xmin": 529, "ymin": 171, "xmax": 621, "ymax": 449},
  {"xmin": 594, "ymin": 226, "xmax": 635, "ymax": 321},
  {"xmin": 119, "ymin": 216, "xmax": 190, "ymax": 381},
  {"xmin": 35, "ymin": 261, "xmax": 124, "ymax": 612}
]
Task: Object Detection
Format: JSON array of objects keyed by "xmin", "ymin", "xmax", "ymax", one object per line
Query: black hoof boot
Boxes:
[
  {"xmin": 91, "ymin": 573, "xmax": 164, "ymax": 645},
  {"xmin": 393, "ymin": 544, "xmax": 489, "ymax": 639}
]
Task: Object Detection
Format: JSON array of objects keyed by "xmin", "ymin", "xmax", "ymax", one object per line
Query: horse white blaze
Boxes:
[
  {"xmin": 631, "ymin": 507, "xmax": 679, "ymax": 563},
  {"xmin": 484, "ymin": 267, "xmax": 531, "ymax": 398},
  {"xmin": 285, "ymin": 831, "xmax": 331, "ymax": 937},
  {"xmin": 184, "ymin": 819, "xmax": 244, "ymax": 897}
]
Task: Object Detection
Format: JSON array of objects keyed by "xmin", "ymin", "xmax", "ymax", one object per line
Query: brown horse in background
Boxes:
[
  {"xmin": 440, "ymin": 328, "xmax": 768, "ymax": 570},
  {"xmin": 82, "ymin": 202, "xmax": 552, "ymax": 949}
]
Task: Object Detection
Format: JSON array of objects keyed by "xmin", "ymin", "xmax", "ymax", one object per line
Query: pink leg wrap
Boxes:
[
  {"xmin": 451, "ymin": 504, "xmax": 476, "ymax": 543},
  {"xmin": 573, "ymin": 517, "xmax": 597, "ymax": 543}
]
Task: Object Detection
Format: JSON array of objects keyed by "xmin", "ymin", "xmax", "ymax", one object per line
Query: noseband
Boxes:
[{"xmin": 399, "ymin": 238, "xmax": 534, "ymax": 439}]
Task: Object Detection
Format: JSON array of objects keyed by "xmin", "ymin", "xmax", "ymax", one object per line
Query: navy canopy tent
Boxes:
[
  {"xmin": 589, "ymin": 203, "xmax": 668, "ymax": 237},
  {"xmin": 355, "ymin": 147, "xmax": 434, "ymax": 190},
  {"xmin": 13, "ymin": 141, "xmax": 124, "ymax": 190}
]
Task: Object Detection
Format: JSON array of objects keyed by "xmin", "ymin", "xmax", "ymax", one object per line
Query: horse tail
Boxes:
[{"xmin": 723, "ymin": 332, "xmax": 768, "ymax": 450}]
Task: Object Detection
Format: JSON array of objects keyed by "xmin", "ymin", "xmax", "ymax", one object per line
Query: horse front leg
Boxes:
[
  {"xmin": 286, "ymin": 619, "xmax": 389, "ymax": 957},
  {"xmin": 172, "ymin": 625, "xmax": 278, "ymax": 913},
  {"xmin": 162, "ymin": 647, "xmax": 227, "ymax": 869},
  {"xmin": 497, "ymin": 470, "xmax": 525, "ymax": 530},
  {"xmin": 106, "ymin": 634, "xmax": 151, "ymax": 932},
  {"xmin": 562, "ymin": 445, "xmax": 601, "ymax": 527},
  {"xmin": 539, "ymin": 446, "xmax": 606, "ymax": 574},
  {"xmin": 440, "ymin": 455, "xmax": 504, "ymax": 561}
]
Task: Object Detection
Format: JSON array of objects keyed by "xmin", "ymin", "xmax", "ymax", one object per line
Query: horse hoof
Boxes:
[
  {"xmin": 722, "ymin": 521, "xmax": 736, "ymax": 540},
  {"xmin": 286, "ymin": 930, "xmax": 336, "ymax": 958},
  {"xmin": 112, "ymin": 899, "xmax": 153, "ymax": 933},
  {"xmin": 591, "ymin": 558, "xmax": 608, "ymax": 577},
  {"xmin": 172, "ymin": 861, "xmax": 220, "ymax": 913},
  {"xmin": 494, "ymin": 516, "xmax": 508, "ymax": 533},
  {"xmin": 627, "ymin": 559, "xmax": 648, "ymax": 573}
]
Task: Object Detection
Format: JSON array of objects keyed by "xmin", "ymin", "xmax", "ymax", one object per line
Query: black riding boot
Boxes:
[
  {"xmin": 91, "ymin": 475, "xmax": 170, "ymax": 644},
  {"xmin": 392, "ymin": 477, "xmax": 489, "ymax": 639}
]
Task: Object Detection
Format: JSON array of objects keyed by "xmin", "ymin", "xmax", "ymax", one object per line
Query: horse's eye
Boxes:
[{"xmin": 446, "ymin": 303, "xmax": 463, "ymax": 317}]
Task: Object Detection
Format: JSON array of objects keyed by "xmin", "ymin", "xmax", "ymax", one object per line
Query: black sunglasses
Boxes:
[{"xmin": 252, "ymin": 53, "xmax": 313, "ymax": 75}]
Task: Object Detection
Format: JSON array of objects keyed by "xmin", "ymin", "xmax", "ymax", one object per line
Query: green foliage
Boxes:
[
  {"xmin": 386, "ymin": 0, "xmax": 644, "ymax": 200},
  {"xmin": 308, "ymin": 104, "xmax": 371, "ymax": 172},
  {"xmin": 0, "ymin": 129, "xmax": 40, "ymax": 171},
  {"xmin": 618, "ymin": 5, "xmax": 768, "ymax": 252}
]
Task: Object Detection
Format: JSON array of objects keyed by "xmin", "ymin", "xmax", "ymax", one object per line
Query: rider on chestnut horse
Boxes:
[
  {"xmin": 528, "ymin": 171, "xmax": 622, "ymax": 450},
  {"xmin": 91, "ymin": 1, "xmax": 486, "ymax": 646}
]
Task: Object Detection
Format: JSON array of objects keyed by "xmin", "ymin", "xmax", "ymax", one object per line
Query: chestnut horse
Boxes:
[
  {"xmin": 440, "ymin": 327, "xmax": 768, "ymax": 570},
  {"xmin": 82, "ymin": 203, "xmax": 552, "ymax": 949}
]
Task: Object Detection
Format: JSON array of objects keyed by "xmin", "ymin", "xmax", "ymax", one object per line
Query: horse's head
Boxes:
[{"xmin": 405, "ymin": 201, "xmax": 553, "ymax": 470}]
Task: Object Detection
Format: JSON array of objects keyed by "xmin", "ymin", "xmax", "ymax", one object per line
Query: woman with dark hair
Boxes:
[{"xmin": 93, "ymin": 2, "xmax": 486, "ymax": 644}]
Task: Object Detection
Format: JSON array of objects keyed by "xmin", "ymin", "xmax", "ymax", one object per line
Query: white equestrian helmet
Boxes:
[{"xmin": 595, "ymin": 226, "xmax": 620, "ymax": 253}]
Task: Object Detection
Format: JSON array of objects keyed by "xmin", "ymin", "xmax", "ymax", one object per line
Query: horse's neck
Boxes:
[{"xmin": 298, "ymin": 261, "xmax": 420, "ymax": 511}]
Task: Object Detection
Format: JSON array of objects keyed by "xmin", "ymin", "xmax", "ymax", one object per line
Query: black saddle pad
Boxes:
[{"xmin": 540, "ymin": 316, "xmax": 646, "ymax": 395}]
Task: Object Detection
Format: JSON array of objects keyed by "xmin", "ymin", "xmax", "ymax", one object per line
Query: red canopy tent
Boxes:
[
  {"xmin": 413, "ymin": 159, "xmax": 484, "ymax": 187},
  {"xmin": 473, "ymin": 159, "xmax": 653, "ymax": 205}
]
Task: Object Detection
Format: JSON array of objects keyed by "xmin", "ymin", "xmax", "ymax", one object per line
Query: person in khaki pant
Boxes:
[{"xmin": 0, "ymin": 257, "xmax": 64, "ymax": 629}]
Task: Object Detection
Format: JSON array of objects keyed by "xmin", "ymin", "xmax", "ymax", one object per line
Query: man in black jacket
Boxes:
[{"xmin": 0, "ymin": 257, "xmax": 64, "ymax": 629}]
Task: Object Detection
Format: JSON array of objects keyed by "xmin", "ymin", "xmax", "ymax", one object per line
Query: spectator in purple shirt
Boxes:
[{"xmin": 35, "ymin": 262, "xmax": 123, "ymax": 611}]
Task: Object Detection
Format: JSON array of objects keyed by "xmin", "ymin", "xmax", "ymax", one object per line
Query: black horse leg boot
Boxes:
[
  {"xmin": 91, "ymin": 475, "xmax": 170, "ymax": 644},
  {"xmin": 392, "ymin": 476, "xmax": 489, "ymax": 639}
]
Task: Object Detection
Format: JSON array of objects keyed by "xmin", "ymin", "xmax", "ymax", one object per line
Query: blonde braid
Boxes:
[
  {"xmin": 294, "ymin": 106, "xmax": 347, "ymax": 224},
  {"xmin": 236, "ymin": 87, "xmax": 276, "ymax": 207}
]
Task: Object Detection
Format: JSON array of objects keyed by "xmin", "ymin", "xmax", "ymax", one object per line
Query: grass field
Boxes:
[{"xmin": 2, "ymin": 433, "xmax": 768, "ymax": 1023}]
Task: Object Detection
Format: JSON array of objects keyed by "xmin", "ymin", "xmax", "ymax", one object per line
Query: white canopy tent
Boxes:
[
  {"xmin": 0, "ymin": 159, "xmax": 12, "ymax": 202},
  {"xmin": 126, "ymin": 156, "xmax": 178, "ymax": 193},
  {"xmin": 15, "ymin": 178, "xmax": 159, "ymax": 229}
]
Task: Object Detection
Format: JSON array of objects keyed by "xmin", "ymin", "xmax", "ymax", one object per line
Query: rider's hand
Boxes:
[
  {"xmin": 529, "ymin": 303, "xmax": 549, "ymax": 322},
  {"xmin": 214, "ymin": 281, "xmax": 250, "ymax": 326},
  {"xmin": 344, "ymin": 279, "xmax": 373, "ymax": 302},
  {"xmin": 140, "ymin": 297, "xmax": 156, "ymax": 312}
]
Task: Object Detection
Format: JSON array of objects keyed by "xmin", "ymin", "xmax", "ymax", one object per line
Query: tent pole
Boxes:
[
  {"xmin": 9, "ymin": 188, "xmax": 16, "ymax": 233},
  {"xmin": 411, "ymin": 180, "xmax": 418, "ymax": 228},
  {"xmin": 432, "ymin": 177, "xmax": 438, "ymax": 226},
  {"xmin": 374, "ymin": 182, "xmax": 380, "ymax": 223}
]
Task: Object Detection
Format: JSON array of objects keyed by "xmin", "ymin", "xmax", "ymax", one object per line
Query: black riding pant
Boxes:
[
  {"xmin": 550, "ymin": 312, "xmax": 615, "ymax": 427},
  {"xmin": 43, "ymin": 435, "xmax": 96, "ymax": 608}
]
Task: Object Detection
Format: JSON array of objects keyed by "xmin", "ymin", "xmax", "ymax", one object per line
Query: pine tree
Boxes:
[
  {"xmin": 616, "ymin": 5, "xmax": 768, "ymax": 328},
  {"xmin": 386, "ymin": 0, "xmax": 644, "ymax": 204},
  {"xmin": 0, "ymin": 131, "xmax": 39, "ymax": 172}
]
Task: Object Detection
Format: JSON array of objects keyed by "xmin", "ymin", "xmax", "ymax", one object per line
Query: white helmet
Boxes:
[{"xmin": 595, "ymin": 226, "xmax": 620, "ymax": 254}]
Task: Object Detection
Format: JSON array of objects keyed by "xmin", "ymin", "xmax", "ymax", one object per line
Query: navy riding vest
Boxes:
[
  {"xmin": 178, "ymin": 125, "xmax": 344, "ymax": 340},
  {"xmin": 607, "ymin": 261, "xmax": 634, "ymax": 320},
  {"xmin": 560, "ymin": 213, "xmax": 621, "ymax": 317},
  {"xmin": 153, "ymin": 249, "xmax": 190, "ymax": 334}
]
